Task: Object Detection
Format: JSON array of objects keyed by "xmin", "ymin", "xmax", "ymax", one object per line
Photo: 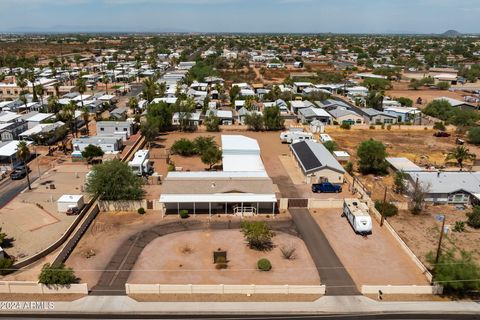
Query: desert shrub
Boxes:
[
  {"xmin": 467, "ymin": 206, "xmax": 480, "ymax": 228},
  {"xmin": 167, "ymin": 163, "xmax": 175, "ymax": 171},
  {"xmin": 0, "ymin": 258, "xmax": 13, "ymax": 276},
  {"xmin": 386, "ymin": 124, "xmax": 392, "ymax": 130},
  {"xmin": 468, "ymin": 127, "xmax": 480, "ymax": 145},
  {"xmin": 427, "ymin": 249, "xmax": 480, "ymax": 295},
  {"xmin": 257, "ymin": 258, "xmax": 272, "ymax": 271},
  {"xmin": 453, "ymin": 221, "xmax": 465, "ymax": 233},
  {"xmin": 433, "ymin": 122, "xmax": 446, "ymax": 131},
  {"xmin": 280, "ymin": 245, "xmax": 296, "ymax": 260},
  {"xmin": 38, "ymin": 263, "xmax": 76, "ymax": 285},
  {"xmin": 137, "ymin": 207, "xmax": 146, "ymax": 215},
  {"xmin": 369, "ymin": 125, "xmax": 375, "ymax": 130},
  {"xmin": 344, "ymin": 161, "xmax": 354, "ymax": 175},
  {"xmin": 241, "ymin": 221, "xmax": 274, "ymax": 251},
  {"xmin": 180, "ymin": 210, "xmax": 190, "ymax": 219},
  {"xmin": 381, "ymin": 124, "xmax": 385, "ymax": 130},
  {"xmin": 340, "ymin": 122, "xmax": 351, "ymax": 130},
  {"xmin": 374, "ymin": 201, "xmax": 398, "ymax": 217}
]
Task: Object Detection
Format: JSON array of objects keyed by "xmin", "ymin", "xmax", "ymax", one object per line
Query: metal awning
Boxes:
[{"xmin": 159, "ymin": 193, "xmax": 277, "ymax": 204}]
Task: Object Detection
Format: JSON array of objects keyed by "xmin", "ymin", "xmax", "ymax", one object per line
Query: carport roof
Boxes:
[{"xmin": 160, "ymin": 193, "xmax": 277, "ymax": 203}]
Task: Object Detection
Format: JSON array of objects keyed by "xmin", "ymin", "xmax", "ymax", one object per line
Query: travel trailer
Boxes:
[
  {"xmin": 342, "ymin": 199, "xmax": 372, "ymax": 235},
  {"xmin": 128, "ymin": 150, "xmax": 153, "ymax": 176},
  {"xmin": 280, "ymin": 131, "xmax": 314, "ymax": 144}
]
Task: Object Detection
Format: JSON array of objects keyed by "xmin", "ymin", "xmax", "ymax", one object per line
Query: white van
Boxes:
[{"xmin": 342, "ymin": 199, "xmax": 372, "ymax": 235}]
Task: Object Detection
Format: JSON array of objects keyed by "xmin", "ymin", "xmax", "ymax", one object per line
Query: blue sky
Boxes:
[{"xmin": 0, "ymin": 0, "xmax": 478, "ymax": 33}]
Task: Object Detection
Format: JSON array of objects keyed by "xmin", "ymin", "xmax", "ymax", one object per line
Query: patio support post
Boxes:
[
  {"xmin": 209, "ymin": 202, "xmax": 211, "ymax": 218},
  {"xmin": 225, "ymin": 202, "xmax": 227, "ymax": 215},
  {"xmin": 272, "ymin": 202, "xmax": 276, "ymax": 217},
  {"xmin": 177, "ymin": 202, "xmax": 179, "ymax": 217},
  {"xmin": 193, "ymin": 202, "xmax": 196, "ymax": 217}
]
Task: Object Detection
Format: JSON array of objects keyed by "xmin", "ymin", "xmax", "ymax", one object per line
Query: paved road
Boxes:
[
  {"xmin": 290, "ymin": 208, "xmax": 358, "ymax": 296},
  {"xmin": 1, "ymin": 313, "xmax": 479, "ymax": 319},
  {"xmin": 90, "ymin": 219, "xmax": 299, "ymax": 295}
]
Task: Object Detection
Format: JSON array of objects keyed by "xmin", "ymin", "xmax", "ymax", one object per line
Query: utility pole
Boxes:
[
  {"xmin": 380, "ymin": 186, "xmax": 387, "ymax": 227},
  {"xmin": 434, "ymin": 215, "xmax": 446, "ymax": 265}
]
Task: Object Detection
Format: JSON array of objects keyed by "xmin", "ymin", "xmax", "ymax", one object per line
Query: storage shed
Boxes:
[{"xmin": 57, "ymin": 195, "xmax": 85, "ymax": 213}]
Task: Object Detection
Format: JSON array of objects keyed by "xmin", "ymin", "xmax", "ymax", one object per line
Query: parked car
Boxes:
[
  {"xmin": 433, "ymin": 131, "xmax": 451, "ymax": 137},
  {"xmin": 10, "ymin": 169, "xmax": 27, "ymax": 180},
  {"xmin": 312, "ymin": 182, "xmax": 342, "ymax": 193},
  {"xmin": 66, "ymin": 207, "xmax": 81, "ymax": 216}
]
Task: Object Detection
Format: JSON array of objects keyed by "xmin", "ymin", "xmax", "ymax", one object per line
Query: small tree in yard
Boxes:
[
  {"xmin": 468, "ymin": 127, "xmax": 480, "ymax": 145},
  {"xmin": 141, "ymin": 119, "xmax": 159, "ymax": 149},
  {"xmin": 81, "ymin": 144, "xmax": 104, "ymax": 160},
  {"xmin": 446, "ymin": 146, "xmax": 476, "ymax": 171},
  {"xmin": 204, "ymin": 113, "xmax": 221, "ymax": 132},
  {"xmin": 427, "ymin": 249, "xmax": 480, "ymax": 295},
  {"xmin": 374, "ymin": 200, "xmax": 398, "ymax": 217},
  {"xmin": 356, "ymin": 139, "xmax": 388, "ymax": 175},
  {"xmin": 244, "ymin": 113, "xmax": 264, "ymax": 131},
  {"xmin": 86, "ymin": 160, "xmax": 144, "ymax": 201},
  {"xmin": 38, "ymin": 263, "xmax": 76, "ymax": 285},
  {"xmin": 433, "ymin": 122, "xmax": 446, "ymax": 131},
  {"xmin": 411, "ymin": 178, "xmax": 428, "ymax": 215},
  {"xmin": 0, "ymin": 258, "xmax": 13, "ymax": 275},
  {"xmin": 323, "ymin": 140, "xmax": 337, "ymax": 153},
  {"xmin": 467, "ymin": 206, "xmax": 480, "ymax": 229},
  {"xmin": 263, "ymin": 106, "xmax": 284, "ymax": 131},
  {"xmin": 193, "ymin": 136, "xmax": 217, "ymax": 155},
  {"xmin": 437, "ymin": 81, "xmax": 451, "ymax": 90},
  {"xmin": 394, "ymin": 171, "xmax": 408, "ymax": 194},
  {"xmin": 241, "ymin": 221, "xmax": 274, "ymax": 251},
  {"xmin": 171, "ymin": 138, "xmax": 197, "ymax": 156},
  {"xmin": 201, "ymin": 146, "xmax": 222, "ymax": 170}
]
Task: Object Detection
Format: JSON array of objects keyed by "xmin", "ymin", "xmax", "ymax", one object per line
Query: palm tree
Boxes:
[
  {"xmin": 446, "ymin": 146, "xmax": 476, "ymax": 171},
  {"xmin": 102, "ymin": 75, "xmax": 110, "ymax": 94},
  {"xmin": 47, "ymin": 96, "xmax": 58, "ymax": 114},
  {"xmin": 127, "ymin": 97, "xmax": 139, "ymax": 115},
  {"xmin": 53, "ymin": 82, "xmax": 61, "ymax": 97},
  {"xmin": 16, "ymin": 77, "xmax": 27, "ymax": 94},
  {"xmin": 81, "ymin": 108, "xmax": 90, "ymax": 136},
  {"xmin": 16, "ymin": 141, "xmax": 32, "ymax": 190},
  {"xmin": 76, "ymin": 77, "xmax": 87, "ymax": 110},
  {"xmin": 35, "ymin": 84, "xmax": 45, "ymax": 106},
  {"xmin": 64, "ymin": 101, "xmax": 78, "ymax": 138}
]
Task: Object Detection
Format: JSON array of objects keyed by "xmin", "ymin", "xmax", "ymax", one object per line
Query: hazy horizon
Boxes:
[{"xmin": 0, "ymin": 0, "xmax": 478, "ymax": 34}]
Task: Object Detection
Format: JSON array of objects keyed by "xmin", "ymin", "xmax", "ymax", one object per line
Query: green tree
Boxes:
[
  {"xmin": 229, "ymin": 85, "xmax": 241, "ymax": 103},
  {"xmin": 427, "ymin": 249, "xmax": 480, "ymax": 295},
  {"xmin": 171, "ymin": 138, "xmax": 197, "ymax": 156},
  {"xmin": 0, "ymin": 258, "xmax": 13, "ymax": 276},
  {"xmin": 16, "ymin": 141, "xmax": 31, "ymax": 190},
  {"xmin": 76, "ymin": 77, "xmax": 87, "ymax": 109},
  {"xmin": 102, "ymin": 75, "xmax": 110, "ymax": 94},
  {"xmin": 86, "ymin": 160, "xmax": 144, "ymax": 200},
  {"xmin": 446, "ymin": 146, "xmax": 476, "ymax": 170},
  {"xmin": 396, "ymin": 97, "xmax": 413, "ymax": 107},
  {"xmin": 362, "ymin": 78, "xmax": 391, "ymax": 91},
  {"xmin": 394, "ymin": 171, "xmax": 408, "ymax": 194},
  {"xmin": 128, "ymin": 97, "xmax": 139, "ymax": 115},
  {"xmin": 141, "ymin": 119, "xmax": 159, "ymax": 149},
  {"xmin": 323, "ymin": 140, "xmax": 337, "ymax": 153},
  {"xmin": 147, "ymin": 101, "xmax": 173, "ymax": 132},
  {"xmin": 356, "ymin": 139, "xmax": 388, "ymax": 175},
  {"xmin": 365, "ymin": 91, "xmax": 384, "ymax": 110},
  {"xmin": 38, "ymin": 263, "xmax": 76, "ymax": 285},
  {"xmin": 244, "ymin": 113, "xmax": 264, "ymax": 131},
  {"xmin": 437, "ymin": 81, "xmax": 451, "ymax": 90},
  {"xmin": 193, "ymin": 136, "xmax": 217, "ymax": 155},
  {"xmin": 467, "ymin": 206, "xmax": 480, "ymax": 229},
  {"xmin": 201, "ymin": 146, "xmax": 222, "ymax": 170},
  {"xmin": 81, "ymin": 108, "xmax": 90, "ymax": 136},
  {"xmin": 81, "ymin": 144, "xmax": 104, "ymax": 159},
  {"xmin": 204, "ymin": 113, "xmax": 221, "ymax": 132},
  {"xmin": 240, "ymin": 221, "xmax": 274, "ymax": 251},
  {"xmin": 263, "ymin": 106, "xmax": 284, "ymax": 131},
  {"xmin": 468, "ymin": 127, "xmax": 480, "ymax": 145}
]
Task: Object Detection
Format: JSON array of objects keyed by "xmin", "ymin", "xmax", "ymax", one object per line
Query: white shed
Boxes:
[{"xmin": 57, "ymin": 195, "xmax": 85, "ymax": 213}]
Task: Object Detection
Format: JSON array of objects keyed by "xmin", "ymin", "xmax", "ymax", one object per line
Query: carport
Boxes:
[{"xmin": 160, "ymin": 193, "xmax": 277, "ymax": 217}]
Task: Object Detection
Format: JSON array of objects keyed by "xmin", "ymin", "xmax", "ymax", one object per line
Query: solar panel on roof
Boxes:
[{"xmin": 292, "ymin": 142, "xmax": 322, "ymax": 172}]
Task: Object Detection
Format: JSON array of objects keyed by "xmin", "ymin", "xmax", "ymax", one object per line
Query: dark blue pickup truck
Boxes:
[{"xmin": 312, "ymin": 182, "xmax": 342, "ymax": 193}]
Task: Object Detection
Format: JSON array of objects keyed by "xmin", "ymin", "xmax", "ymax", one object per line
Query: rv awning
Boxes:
[{"xmin": 160, "ymin": 193, "xmax": 277, "ymax": 203}]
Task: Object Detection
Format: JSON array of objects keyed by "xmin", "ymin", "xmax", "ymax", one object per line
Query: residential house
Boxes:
[
  {"xmin": 72, "ymin": 136, "xmax": 123, "ymax": 153},
  {"xmin": 353, "ymin": 108, "xmax": 397, "ymax": 125},
  {"xmin": 205, "ymin": 109, "xmax": 233, "ymax": 125},
  {"xmin": 434, "ymin": 97, "xmax": 478, "ymax": 111},
  {"xmin": 290, "ymin": 140, "xmax": 345, "ymax": 184},
  {"xmin": 0, "ymin": 111, "xmax": 28, "ymax": 141},
  {"xmin": 328, "ymin": 108, "xmax": 364, "ymax": 125},
  {"xmin": 298, "ymin": 107, "xmax": 332, "ymax": 125},
  {"xmin": 383, "ymin": 106, "xmax": 421, "ymax": 123},
  {"xmin": 96, "ymin": 121, "xmax": 134, "ymax": 140}
]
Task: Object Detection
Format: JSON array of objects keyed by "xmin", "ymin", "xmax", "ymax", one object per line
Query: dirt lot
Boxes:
[
  {"xmin": 128, "ymin": 229, "xmax": 320, "ymax": 285},
  {"xmin": 326, "ymin": 127, "xmax": 480, "ymax": 201},
  {"xmin": 386, "ymin": 81, "xmax": 467, "ymax": 107},
  {"xmin": 0, "ymin": 162, "xmax": 90, "ymax": 260},
  {"xmin": 311, "ymin": 209, "xmax": 429, "ymax": 286},
  {"xmin": 389, "ymin": 205, "xmax": 480, "ymax": 268}
]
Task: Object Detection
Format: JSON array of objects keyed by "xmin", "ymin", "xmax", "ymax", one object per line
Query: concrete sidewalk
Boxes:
[{"xmin": 3, "ymin": 295, "xmax": 480, "ymax": 315}]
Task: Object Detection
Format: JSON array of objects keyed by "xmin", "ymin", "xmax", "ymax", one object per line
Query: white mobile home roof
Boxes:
[
  {"xmin": 222, "ymin": 154, "xmax": 265, "ymax": 172},
  {"xmin": 221, "ymin": 135, "xmax": 260, "ymax": 154},
  {"xmin": 386, "ymin": 157, "xmax": 422, "ymax": 172},
  {"xmin": 0, "ymin": 140, "xmax": 32, "ymax": 157},
  {"xmin": 0, "ymin": 112, "xmax": 22, "ymax": 123},
  {"xmin": 166, "ymin": 171, "xmax": 268, "ymax": 179}
]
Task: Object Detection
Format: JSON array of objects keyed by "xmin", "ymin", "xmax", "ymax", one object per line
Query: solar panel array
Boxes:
[{"xmin": 292, "ymin": 142, "xmax": 322, "ymax": 172}]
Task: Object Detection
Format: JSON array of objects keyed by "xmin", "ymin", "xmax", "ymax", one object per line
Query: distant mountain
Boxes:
[{"xmin": 442, "ymin": 30, "xmax": 462, "ymax": 37}]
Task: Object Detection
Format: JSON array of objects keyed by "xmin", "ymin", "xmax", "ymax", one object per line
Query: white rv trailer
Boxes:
[
  {"xmin": 342, "ymin": 199, "xmax": 372, "ymax": 235},
  {"xmin": 128, "ymin": 150, "xmax": 152, "ymax": 176},
  {"xmin": 280, "ymin": 131, "xmax": 314, "ymax": 144},
  {"xmin": 319, "ymin": 134, "xmax": 333, "ymax": 143}
]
